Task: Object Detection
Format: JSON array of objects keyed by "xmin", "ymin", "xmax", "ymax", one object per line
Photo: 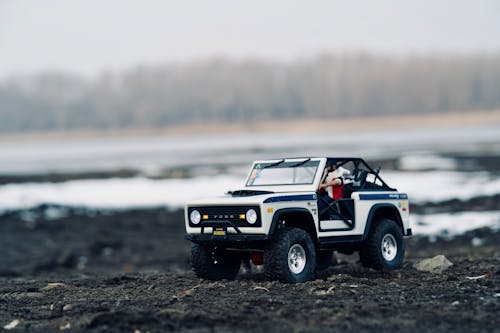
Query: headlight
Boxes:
[
  {"xmin": 190, "ymin": 210, "xmax": 201, "ymax": 224},
  {"xmin": 246, "ymin": 209, "xmax": 258, "ymax": 224}
]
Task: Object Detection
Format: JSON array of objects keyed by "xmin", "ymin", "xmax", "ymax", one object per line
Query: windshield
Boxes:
[{"xmin": 246, "ymin": 160, "xmax": 320, "ymax": 186}]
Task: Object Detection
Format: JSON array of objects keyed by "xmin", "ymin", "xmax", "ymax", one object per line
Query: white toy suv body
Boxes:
[{"xmin": 185, "ymin": 157, "xmax": 411, "ymax": 283}]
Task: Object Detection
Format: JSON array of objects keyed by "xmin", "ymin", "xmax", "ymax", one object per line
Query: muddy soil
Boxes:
[{"xmin": 0, "ymin": 206, "xmax": 498, "ymax": 332}]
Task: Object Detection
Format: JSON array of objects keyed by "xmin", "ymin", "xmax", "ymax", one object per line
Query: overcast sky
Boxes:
[{"xmin": 0, "ymin": 0, "xmax": 499, "ymax": 79}]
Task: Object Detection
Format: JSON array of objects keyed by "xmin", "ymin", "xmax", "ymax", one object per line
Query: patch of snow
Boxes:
[
  {"xmin": 411, "ymin": 211, "xmax": 500, "ymax": 236},
  {"xmin": 398, "ymin": 153, "xmax": 458, "ymax": 171},
  {"xmin": 382, "ymin": 171, "xmax": 500, "ymax": 202},
  {"xmin": 0, "ymin": 175, "xmax": 242, "ymax": 211},
  {"xmin": 471, "ymin": 237, "xmax": 484, "ymax": 247}
]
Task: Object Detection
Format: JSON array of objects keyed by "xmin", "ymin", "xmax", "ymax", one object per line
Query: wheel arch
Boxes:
[
  {"xmin": 269, "ymin": 208, "xmax": 318, "ymax": 242},
  {"xmin": 363, "ymin": 204, "xmax": 403, "ymax": 240}
]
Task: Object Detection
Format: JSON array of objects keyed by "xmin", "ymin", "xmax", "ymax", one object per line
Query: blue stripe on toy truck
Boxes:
[
  {"xmin": 263, "ymin": 194, "xmax": 317, "ymax": 203},
  {"xmin": 359, "ymin": 193, "xmax": 408, "ymax": 200}
]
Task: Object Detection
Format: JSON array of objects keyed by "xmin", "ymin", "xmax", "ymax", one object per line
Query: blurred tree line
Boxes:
[{"xmin": 1, "ymin": 53, "xmax": 499, "ymax": 132}]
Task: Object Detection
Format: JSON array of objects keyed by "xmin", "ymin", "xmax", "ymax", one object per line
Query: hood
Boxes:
[{"xmin": 186, "ymin": 190, "xmax": 315, "ymax": 207}]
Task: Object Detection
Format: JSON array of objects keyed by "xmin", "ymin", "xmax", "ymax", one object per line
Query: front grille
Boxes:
[{"xmin": 188, "ymin": 206, "xmax": 261, "ymax": 227}]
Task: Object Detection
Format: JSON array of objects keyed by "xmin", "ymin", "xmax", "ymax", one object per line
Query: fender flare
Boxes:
[
  {"xmin": 363, "ymin": 203, "xmax": 404, "ymax": 240},
  {"xmin": 268, "ymin": 207, "xmax": 315, "ymax": 237}
]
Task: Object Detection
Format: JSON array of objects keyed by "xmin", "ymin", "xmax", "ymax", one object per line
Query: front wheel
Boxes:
[
  {"xmin": 264, "ymin": 228, "xmax": 316, "ymax": 283},
  {"xmin": 191, "ymin": 244, "xmax": 241, "ymax": 280},
  {"xmin": 359, "ymin": 219, "xmax": 405, "ymax": 270}
]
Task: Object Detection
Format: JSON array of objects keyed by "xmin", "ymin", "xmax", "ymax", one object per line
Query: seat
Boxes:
[{"xmin": 354, "ymin": 169, "xmax": 367, "ymax": 188}]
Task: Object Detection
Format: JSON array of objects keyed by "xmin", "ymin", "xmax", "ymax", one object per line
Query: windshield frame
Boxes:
[{"xmin": 245, "ymin": 158, "xmax": 323, "ymax": 188}]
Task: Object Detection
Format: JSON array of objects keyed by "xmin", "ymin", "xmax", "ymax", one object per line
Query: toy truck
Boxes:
[{"xmin": 185, "ymin": 157, "xmax": 411, "ymax": 283}]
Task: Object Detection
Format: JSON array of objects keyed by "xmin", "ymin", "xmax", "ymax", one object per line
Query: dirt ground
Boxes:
[{"xmin": 0, "ymin": 206, "xmax": 498, "ymax": 332}]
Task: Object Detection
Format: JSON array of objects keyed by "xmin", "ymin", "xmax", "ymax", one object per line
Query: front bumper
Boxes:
[
  {"xmin": 184, "ymin": 233, "xmax": 269, "ymax": 249},
  {"xmin": 185, "ymin": 234, "xmax": 269, "ymax": 242}
]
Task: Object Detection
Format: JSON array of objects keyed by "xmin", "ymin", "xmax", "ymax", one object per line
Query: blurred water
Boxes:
[
  {"xmin": 1, "ymin": 125, "xmax": 499, "ymax": 236},
  {"xmin": 1, "ymin": 125, "xmax": 499, "ymax": 174},
  {"xmin": 1, "ymin": 170, "xmax": 499, "ymax": 211}
]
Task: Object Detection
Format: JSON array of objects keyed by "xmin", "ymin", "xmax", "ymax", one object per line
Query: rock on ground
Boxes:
[{"xmin": 413, "ymin": 255, "xmax": 454, "ymax": 273}]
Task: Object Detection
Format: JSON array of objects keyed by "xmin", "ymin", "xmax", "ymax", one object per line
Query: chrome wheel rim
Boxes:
[
  {"xmin": 288, "ymin": 244, "xmax": 306, "ymax": 274},
  {"xmin": 381, "ymin": 233, "xmax": 397, "ymax": 261}
]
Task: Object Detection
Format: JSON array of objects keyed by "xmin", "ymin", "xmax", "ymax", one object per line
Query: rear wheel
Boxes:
[
  {"xmin": 359, "ymin": 219, "xmax": 404, "ymax": 270},
  {"xmin": 264, "ymin": 228, "xmax": 316, "ymax": 283},
  {"xmin": 191, "ymin": 244, "xmax": 241, "ymax": 280}
]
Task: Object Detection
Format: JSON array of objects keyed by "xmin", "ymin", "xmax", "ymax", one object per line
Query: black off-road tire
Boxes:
[
  {"xmin": 191, "ymin": 244, "xmax": 241, "ymax": 280},
  {"xmin": 359, "ymin": 219, "xmax": 405, "ymax": 270},
  {"xmin": 316, "ymin": 250, "xmax": 334, "ymax": 271},
  {"xmin": 264, "ymin": 228, "xmax": 316, "ymax": 283}
]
